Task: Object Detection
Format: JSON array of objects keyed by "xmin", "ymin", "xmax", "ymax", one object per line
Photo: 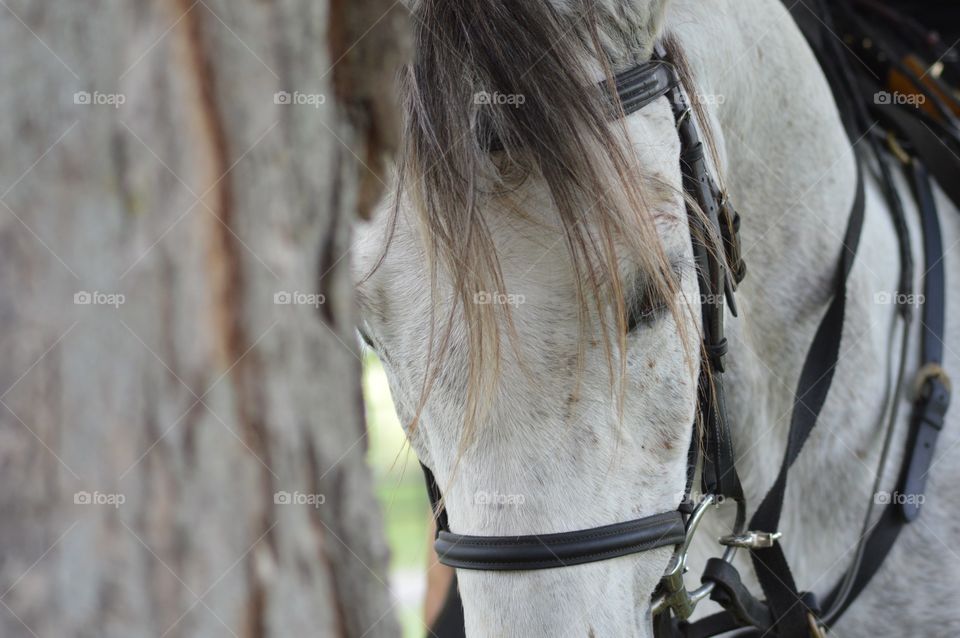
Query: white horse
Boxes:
[{"xmin": 354, "ymin": 0, "xmax": 960, "ymax": 636}]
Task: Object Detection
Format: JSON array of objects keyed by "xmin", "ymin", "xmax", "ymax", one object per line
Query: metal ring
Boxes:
[{"xmin": 650, "ymin": 494, "xmax": 738, "ymax": 619}]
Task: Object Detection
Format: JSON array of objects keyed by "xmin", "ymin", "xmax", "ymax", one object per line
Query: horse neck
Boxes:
[{"xmin": 673, "ymin": 0, "xmax": 905, "ymax": 581}]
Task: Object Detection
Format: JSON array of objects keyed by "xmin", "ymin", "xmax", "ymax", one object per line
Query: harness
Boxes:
[{"xmin": 421, "ymin": 3, "xmax": 960, "ymax": 635}]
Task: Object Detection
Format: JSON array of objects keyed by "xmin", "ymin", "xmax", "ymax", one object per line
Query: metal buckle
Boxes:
[
  {"xmin": 718, "ymin": 530, "xmax": 782, "ymax": 549},
  {"xmin": 912, "ymin": 362, "xmax": 952, "ymax": 401},
  {"xmin": 885, "ymin": 131, "xmax": 912, "ymax": 166},
  {"xmin": 651, "ymin": 494, "xmax": 738, "ymax": 620},
  {"xmin": 807, "ymin": 612, "xmax": 828, "ymax": 638},
  {"xmin": 718, "ymin": 193, "xmax": 746, "ymax": 287}
]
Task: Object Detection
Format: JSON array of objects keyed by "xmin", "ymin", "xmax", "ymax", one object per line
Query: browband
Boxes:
[
  {"xmin": 484, "ymin": 60, "xmax": 680, "ymax": 152},
  {"xmin": 614, "ymin": 60, "xmax": 679, "ymax": 116}
]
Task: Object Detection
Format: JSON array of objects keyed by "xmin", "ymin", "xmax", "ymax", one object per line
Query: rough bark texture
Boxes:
[{"xmin": 0, "ymin": 1, "xmax": 409, "ymax": 636}]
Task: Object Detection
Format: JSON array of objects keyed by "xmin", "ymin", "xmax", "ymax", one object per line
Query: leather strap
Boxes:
[
  {"xmin": 616, "ymin": 60, "xmax": 679, "ymax": 116},
  {"xmin": 821, "ymin": 159, "xmax": 949, "ymax": 622},
  {"xmin": 486, "ymin": 59, "xmax": 678, "ymax": 152},
  {"xmin": 658, "ymin": 40, "xmax": 746, "ymax": 511},
  {"xmin": 874, "ymin": 99, "xmax": 960, "ymax": 212},
  {"xmin": 897, "ymin": 160, "xmax": 950, "ymax": 521},
  {"xmin": 702, "ymin": 558, "xmax": 774, "ymax": 631},
  {"xmin": 422, "ymin": 462, "xmax": 449, "ymax": 535},
  {"xmin": 434, "ymin": 511, "xmax": 686, "ymax": 570},
  {"xmin": 743, "ymin": 160, "xmax": 866, "ymax": 638}
]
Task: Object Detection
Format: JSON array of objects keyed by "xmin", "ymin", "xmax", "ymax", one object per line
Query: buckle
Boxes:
[
  {"xmin": 718, "ymin": 530, "xmax": 782, "ymax": 549},
  {"xmin": 912, "ymin": 363, "xmax": 952, "ymax": 431},
  {"xmin": 718, "ymin": 193, "xmax": 747, "ymax": 287},
  {"xmin": 913, "ymin": 362, "xmax": 952, "ymax": 401},
  {"xmin": 886, "ymin": 131, "xmax": 913, "ymax": 166},
  {"xmin": 807, "ymin": 612, "xmax": 827, "ymax": 638}
]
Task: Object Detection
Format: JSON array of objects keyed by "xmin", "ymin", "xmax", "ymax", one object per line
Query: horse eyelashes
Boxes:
[
  {"xmin": 626, "ymin": 285, "xmax": 667, "ymax": 332},
  {"xmin": 626, "ymin": 262, "xmax": 683, "ymax": 333}
]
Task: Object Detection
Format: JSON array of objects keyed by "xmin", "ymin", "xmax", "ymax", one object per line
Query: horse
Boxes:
[{"xmin": 353, "ymin": 0, "xmax": 960, "ymax": 635}]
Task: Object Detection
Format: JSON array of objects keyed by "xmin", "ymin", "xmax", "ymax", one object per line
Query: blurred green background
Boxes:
[{"xmin": 363, "ymin": 351, "xmax": 431, "ymax": 638}]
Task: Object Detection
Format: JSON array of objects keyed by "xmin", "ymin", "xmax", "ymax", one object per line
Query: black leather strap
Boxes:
[
  {"xmin": 434, "ymin": 511, "xmax": 686, "ymax": 570},
  {"xmin": 615, "ymin": 60, "xmax": 679, "ymax": 116},
  {"xmin": 659, "ymin": 41, "xmax": 746, "ymax": 511},
  {"xmin": 486, "ymin": 60, "xmax": 679, "ymax": 152},
  {"xmin": 897, "ymin": 160, "xmax": 950, "ymax": 521},
  {"xmin": 874, "ymin": 97, "xmax": 960, "ymax": 214},
  {"xmin": 702, "ymin": 558, "xmax": 774, "ymax": 631},
  {"xmin": 422, "ymin": 462, "xmax": 449, "ymax": 535},
  {"xmin": 671, "ymin": 162, "xmax": 869, "ymax": 638},
  {"xmin": 821, "ymin": 159, "xmax": 949, "ymax": 623},
  {"xmin": 746, "ymin": 161, "xmax": 866, "ymax": 637}
]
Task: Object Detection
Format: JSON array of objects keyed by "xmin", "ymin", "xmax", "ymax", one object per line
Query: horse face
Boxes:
[{"xmin": 353, "ymin": 93, "xmax": 703, "ymax": 636}]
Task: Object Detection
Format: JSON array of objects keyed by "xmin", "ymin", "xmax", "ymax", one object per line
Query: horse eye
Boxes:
[
  {"xmin": 626, "ymin": 287, "xmax": 666, "ymax": 332},
  {"xmin": 357, "ymin": 329, "xmax": 376, "ymax": 349},
  {"xmin": 625, "ymin": 262, "xmax": 685, "ymax": 332}
]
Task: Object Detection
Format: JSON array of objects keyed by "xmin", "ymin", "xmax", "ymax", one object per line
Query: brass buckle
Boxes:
[
  {"xmin": 807, "ymin": 611, "xmax": 828, "ymax": 638},
  {"xmin": 929, "ymin": 61, "xmax": 944, "ymax": 80},
  {"xmin": 912, "ymin": 362, "xmax": 952, "ymax": 401},
  {"xmin": 886, "ymin": 131, "xmax": 912, "ymax": 166}
]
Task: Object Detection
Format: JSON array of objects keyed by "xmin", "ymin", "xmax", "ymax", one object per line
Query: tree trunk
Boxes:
[{"xmin": 0, "ymin": 1, "xmax": 408, "ymax": 636}]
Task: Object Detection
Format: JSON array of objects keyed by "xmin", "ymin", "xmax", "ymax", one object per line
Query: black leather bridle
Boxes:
[
  {"xmin": 421, "ymin": 25, "xmax": 955, "ymax": 637},
  {"xmin": 424, "ymin": 43, "xmax": 752, "ymax": 615}
]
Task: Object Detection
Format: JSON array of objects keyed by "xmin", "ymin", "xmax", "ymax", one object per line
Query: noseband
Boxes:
[{"xmin": 420, "ymin": 32, "xmax": 952, "ymax": 638}]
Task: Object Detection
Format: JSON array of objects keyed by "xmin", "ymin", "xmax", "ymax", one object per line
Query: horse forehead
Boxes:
[
  {"xmin": 625, "ymin": 100, "xmax": 683, "ymax": 170},
  {"xmin": 352, "ymin": 101, "xmax": 686, "ymax": 324}
]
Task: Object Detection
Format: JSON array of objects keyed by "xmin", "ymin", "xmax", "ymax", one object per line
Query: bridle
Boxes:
[
  {"xmin": 422, "ymin": 42, "xmax": 751, "ymax": 621},
  {"xmin": 420, "ymin": 29, "xmax": 953, "ymax": 638}
]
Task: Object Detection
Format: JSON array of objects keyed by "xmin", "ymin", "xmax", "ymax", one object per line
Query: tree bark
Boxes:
[{"xmin": 0, "ymin": 1, "xmax": 408, "ymax": 636}]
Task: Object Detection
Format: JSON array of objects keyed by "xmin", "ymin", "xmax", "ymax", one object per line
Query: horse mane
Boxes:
[{"xmin": 386, "ymin": 0, "xmax": 706, "ymax": 448}]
